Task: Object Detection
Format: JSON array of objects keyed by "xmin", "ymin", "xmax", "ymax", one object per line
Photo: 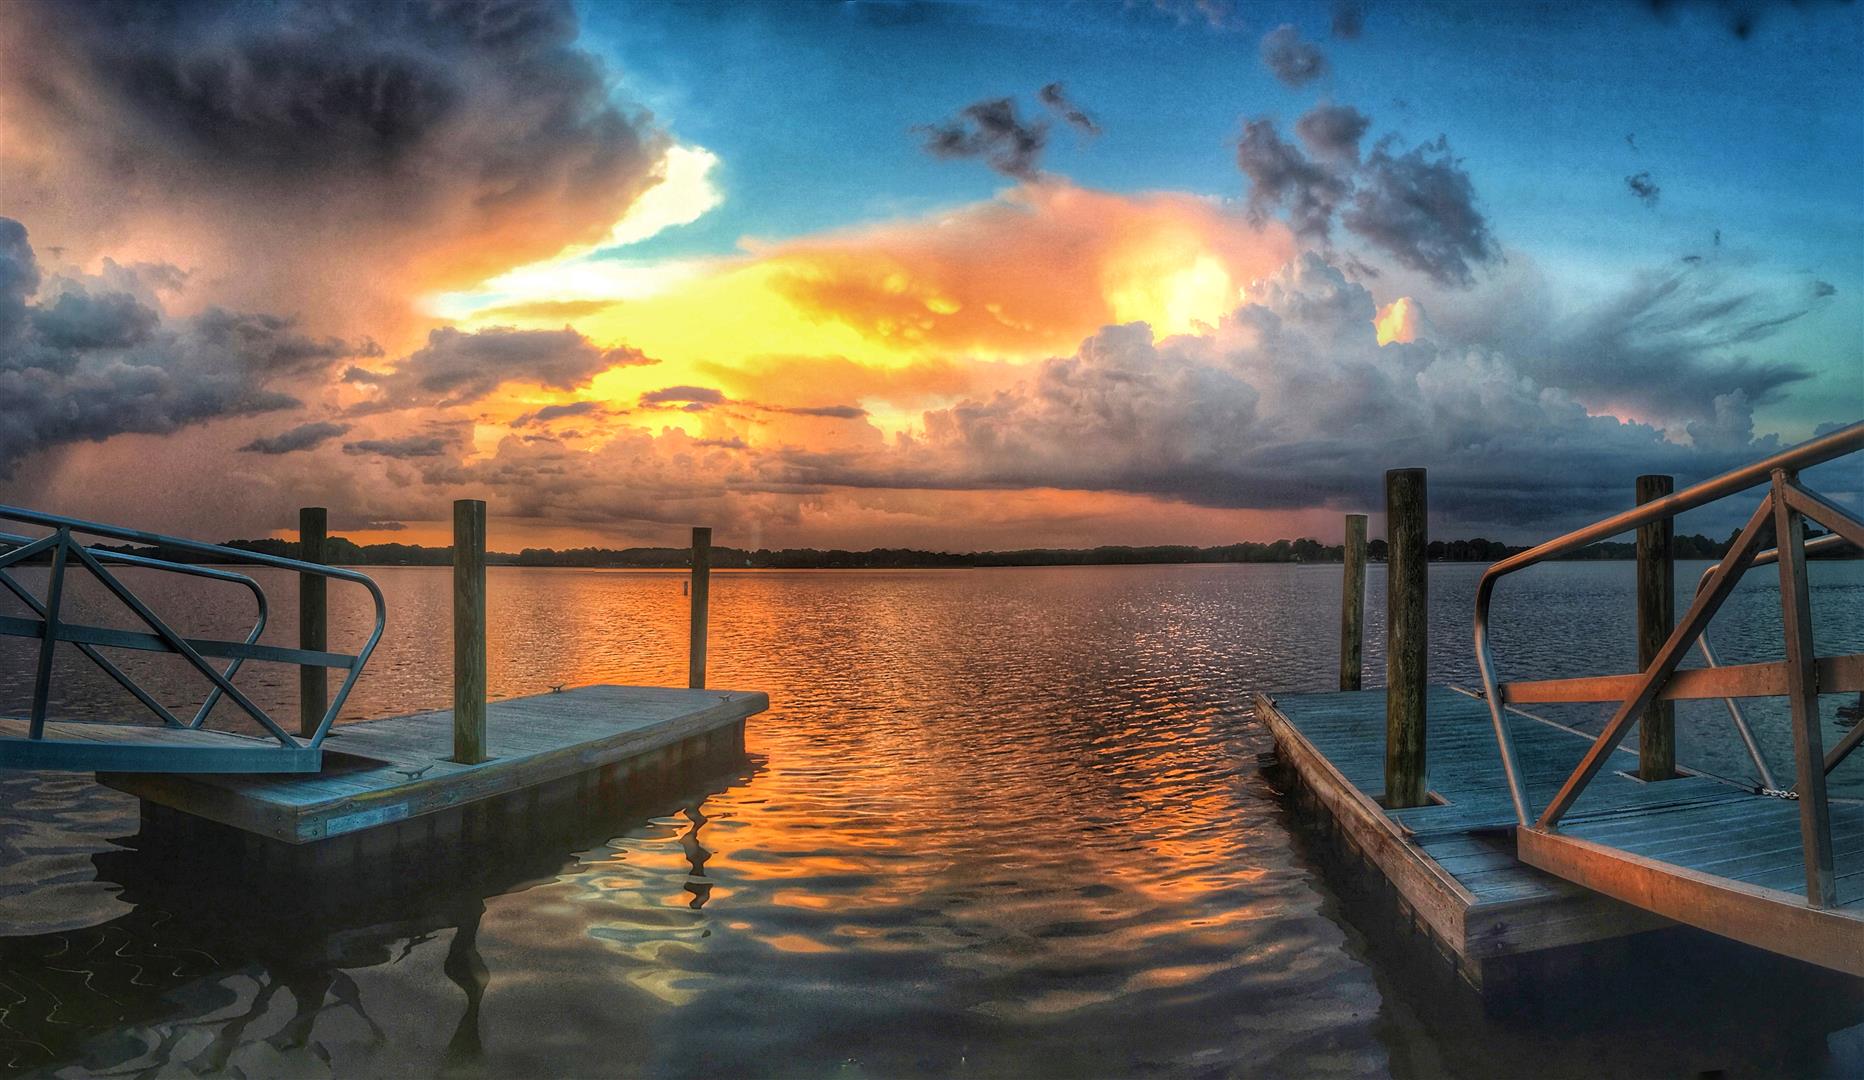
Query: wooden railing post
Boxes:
[
  {"xmin": 1385, "ymin": 469, "xmax": 1428, "ymax": 808},
  {"xmin": 1340, "ymin": 513, "xmax": 1367, "ymax": 691},
  {"xmin": 1772, "ymin": 469, "xmax": 1836, "ymax": 906},
  {"xmin": 689, "ymin": 526, "xmax": 711, "ymax": 690},
  {"xmin": 1635, "ymin": 474, "xmax": 1676, "ymax": 780},
  {"xmin": 452, "ymin": 499, "xmax": 488, "ymax": 764},
  {"xmin": 298, "ymin": 507, "xmax": 327, "ymax": 739}
]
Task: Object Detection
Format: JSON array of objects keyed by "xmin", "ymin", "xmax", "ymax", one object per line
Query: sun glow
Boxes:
[
  {"xmin": 1108, "ymin": 253, "xmax": 1235, "ymax": 336},
  {"xmin": 1374, "ymin": 296, "xmax": 1423, "ymax": 345},
  {"xmin": 435, "ymin": 182, "xmax": 1300, "ymax": 446}
]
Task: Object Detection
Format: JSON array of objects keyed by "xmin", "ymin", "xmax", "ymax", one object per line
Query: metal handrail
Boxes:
[
  {"xmin": 1474, "ymin": 420, "xmax": 1864, "ymax": 830},
  {"xmin": 0, "ymin": 505, "xmax": 387, "ymax": 749},
  {"xmin": 1690, "ymin": 531, "xmax": 1852, "ymax": 793},
  {"xmin": 0, "ymin": 529, "xmax": 271, "ymax": 730}
]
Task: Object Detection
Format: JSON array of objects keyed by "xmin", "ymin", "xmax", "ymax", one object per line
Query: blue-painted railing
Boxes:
[{"xmin": 0, "ymin": 505, "xmax": 386, "ymax": 752}]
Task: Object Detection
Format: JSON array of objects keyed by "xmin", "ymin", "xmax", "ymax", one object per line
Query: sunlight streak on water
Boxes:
[{"xmin": 0, "ymin": 562, "xmax": 1857, "ymax": 1075}]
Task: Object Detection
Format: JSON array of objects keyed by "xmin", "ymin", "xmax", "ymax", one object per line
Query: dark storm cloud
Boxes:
[
  {"xmin": 2, "ymin": 0, "xmax": 667, "ymax": 316},
  {"xmin": 1342, "ymin": 136, "xmax": 1500, "ymax": 287},
  {"xmin": 1331, "ymin": 2, "xmax": 1365, "ymax": 38},
  {"xmin": 1683, "ymin": 389, "xmax": 1768, "ymax": 451},
  {"xmin": 192, "ymin": 309, "xmax": 378, "ymax": 375},
  {"xmin": 28, "ymin": 289, "xmax": 160, "ymax": 351},
  {"xmin": 511, "ymin": 400, "xmax": 604, "ymax": 428},
  {"xmin": 1260, "ymin": 24, "xmax": 1328, "ymax": 87},
  {"xmin": 14, "ymin": 0, "xmax": 656, "ymax": 187},
  {"xmin": 239, "ymin": 420, "xmax": 351, "ymax": 455},
  {"xmin": 1038, "ymin": 83, "xmax": 1100, "ymax": 136},
  {"xmin": 1237, "ymin": 119, "xmax": 1350, "ymax": 241},
  {"xmin": 349, "ymin": 328, "xmax": 652, "ymax": 411},
  {"xmin": 777, "ymin": 404, "xmax": 869, "ymax": 419},
  {"xmin": 342, "ymin": 434, "xmax": 454, "ymax": 459},
  {"xmin": 631, "ymin": 387, "xmax": 863, "ymax": 420},
  {"xmin": 776, "ymin": 256, "xmax": 1790, "ymax": 531},
  {"xmin": 1521, "ymin": 265, "xmax": 1814, "ymax": 412},
  {"xmin": 919, "ymin": 97, "xmax": 1049, "ymax": 181},
  {"xmin": 1626, "ymin": 171, "xmax": 1661, "ymax": 207},
  {"xmin": 639, "ymin": 386, "xmax": 728, "ymax": 407},
  {"xmin": 1294, "ymin": 103, "xmax": 1372, "ymax": 166},
  {"xmin": 1239, "ymin": 114, "xmax": 1497, "ymax": 285},
  {"xmin": 0, "ymin": 218, "xmax": 360, "ymax": 476},
  {"xmin": 0, "ymin": 219, "xmax": 42, "ymax": 340}
]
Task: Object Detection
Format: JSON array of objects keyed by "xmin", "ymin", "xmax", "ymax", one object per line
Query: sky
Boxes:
[{"xmin": 0, "ymin": 0, "xmax": 1859, "ymax": 552}]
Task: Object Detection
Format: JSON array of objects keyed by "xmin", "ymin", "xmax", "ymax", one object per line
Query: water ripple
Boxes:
[{"xmin": 0, "ymin": 562, "xmax": 1856, "ymax": 1075}]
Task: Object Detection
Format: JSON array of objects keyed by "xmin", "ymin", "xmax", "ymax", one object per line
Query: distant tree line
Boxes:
[{"xmin": 17, "ymin": 525, "xmax": 1846, "ymax": 570}]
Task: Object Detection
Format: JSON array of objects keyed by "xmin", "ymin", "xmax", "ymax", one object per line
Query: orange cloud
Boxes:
[
  {"xmin": 455, "ymin": 183, "xmax": 1291, "ymax": 361},
  {"xmin": 446, "ymin": 183, "xmax": 1297, "ymax": 437}
]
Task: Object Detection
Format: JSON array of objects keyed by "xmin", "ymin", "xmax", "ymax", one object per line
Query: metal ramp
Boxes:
[
  {"xmin": 1474, "ymin": 421, "xmax": 1864, "ymax": 976},
  {"xmin": 0, "ymin": 505, "xmax": 385, "ymax": 773}
]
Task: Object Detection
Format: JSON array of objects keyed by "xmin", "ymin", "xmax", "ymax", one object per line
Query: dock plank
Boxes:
[
  {"xmin": 102, "ymin": 684, "xmax": 767, "ymax": 843},
  {"xmin": 1255, "ymin": 686, "xmax": 1677, "ymax": 986},
  {"xmin": 1558, "ymin": 791, "xmax": 1864, "ymax": 920}
]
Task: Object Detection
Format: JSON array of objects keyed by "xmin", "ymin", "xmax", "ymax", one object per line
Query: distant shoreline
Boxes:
[{"xmin": 59, "ymin": 530, "xmax": 1854, "ymax": 570}]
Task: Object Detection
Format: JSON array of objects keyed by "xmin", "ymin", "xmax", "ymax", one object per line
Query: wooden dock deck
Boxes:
[
  {"xmin": 100, "ymin": 685, "xmax": 767, "ymax": 845},
  {"xmin": 1521, "ymin": 790, "xmax": 1864, "ymax": 975},
  {"xmin": 1256, "ymin": 685, "xmax": 1721, "ymax": 990},
  {"xmin": 1533, "ymin": 798, "xmax": 1864, "ymax": 906}
]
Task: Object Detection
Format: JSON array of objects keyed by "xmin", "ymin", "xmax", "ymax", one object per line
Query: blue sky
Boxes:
[
  {"xmin": 1, "ymin": 0, "xmax": 1857, "ymax": 546},
  {"xmin": 583, "ymin": 0, "xmax": 1862, "ymax": 275},
  {"xmin": 565, "ymin": 0, "xmax": 1864, "ymax": 443}
]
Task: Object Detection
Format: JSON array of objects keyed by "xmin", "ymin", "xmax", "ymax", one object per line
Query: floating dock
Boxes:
[
  {"xmin": 1258, "ymin": 685, "xmax": 1711, "ymax": 991},
  {"xmin": 101, "ymin": 685, "xmax": 766, "ymax": 846}
]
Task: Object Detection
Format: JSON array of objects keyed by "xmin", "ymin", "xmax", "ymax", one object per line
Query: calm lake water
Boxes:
[{"xmin": 0, "ymin": 560, "xmax": 1860, "ymax": 1077}]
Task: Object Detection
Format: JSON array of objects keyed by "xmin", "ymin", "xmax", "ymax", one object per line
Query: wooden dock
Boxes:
[
  {"xmin": 1519, "ymin": 787, "xmax": 1863, "ymax": 974},
  {"xmin": 100, "ymin": 685, "xmax": 767, "ymax": 845},
  {"xmin": 1262, "ymin": 428, "xmax": 1864, "ymax": 990},
  {"xmin": 1257, "ymin": 685, "xmax": 1707, "ymax": 990}
]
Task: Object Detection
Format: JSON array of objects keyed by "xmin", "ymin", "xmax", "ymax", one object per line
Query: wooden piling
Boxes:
[
  {"xmin": 689, "ymin": 526, "xmax": 711, "ymax": 690},
  {"xmin": 1341, "ymin": 514, "xmax": 1367, "ymax": 691},
  {"xmin": 1635, "ymin": 474, "xmax": 1676, "ymax": 781},
  {"xmin": 1384, "ymin": 469, "xmax": 1428, "ymax": 808},
  {"xmin": 297, "ymin": 507, "xmax": 327, "ymax": 739},
  {"xmin": 452, "ymin": 499, "xmax": 488, "ymax": 765}
]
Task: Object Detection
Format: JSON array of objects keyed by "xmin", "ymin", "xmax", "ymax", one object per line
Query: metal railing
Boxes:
[
  {"xmin": 0, "ymin": 505, "xmax": 387, "ymax": 750},
  {"xmin": 1473, "ymin": 420, "xmax": 1864, "ymax": 907},
  {"xmin": 1689, "ymin": 530, "xmax": 1853, "ymax": 794}
]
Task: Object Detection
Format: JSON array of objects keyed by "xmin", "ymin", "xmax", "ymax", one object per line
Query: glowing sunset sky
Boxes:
[{"xmin": 1, "ymin": 0, "xmax": 1858, "ymax": 550}]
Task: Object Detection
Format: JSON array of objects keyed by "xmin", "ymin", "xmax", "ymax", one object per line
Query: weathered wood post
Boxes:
[
  {"xmin": 1340, "ymin": 513, "xmax": 1367, "ymax": 691},
  {"xmin": 452, "ymin": 499, "xmax": 488, "ymax": 764},
  {"xmin": 1772, "ymin": 468, "xmax": 1836, "ymax": 906},
  {"xmin": 1385, "ymin": 469, "xmax": 1428, "ymax": 808},
  {"xmin": 298, "ymin": 507, "xmax": 328, "ymax": 738},
  {"xmin": 1635, "ymin": 474, "xmax": 1676, "ymax": 781},
  {"xmin": 689, "ymin": 526, "xmax": 711, "ymax": 690}
]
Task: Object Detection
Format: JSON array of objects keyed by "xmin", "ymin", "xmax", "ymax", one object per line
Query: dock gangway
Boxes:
[
  {"xmin": 0, "ymin": 506, "xmax": 385, "ymax": 773},
  {"xmin": 1475, "ymin": 421, "xmax": 1864, "ymax": 976}
]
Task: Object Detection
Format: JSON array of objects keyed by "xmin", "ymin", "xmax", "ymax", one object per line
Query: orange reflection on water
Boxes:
[{"xmin": 5, "ymin": 562, "xmax": 1861, "ymax": 1075}]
